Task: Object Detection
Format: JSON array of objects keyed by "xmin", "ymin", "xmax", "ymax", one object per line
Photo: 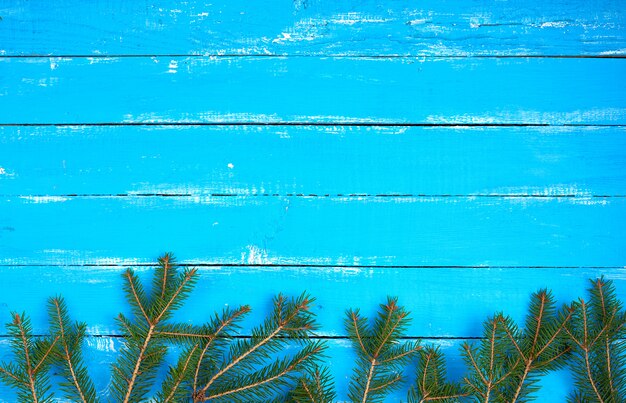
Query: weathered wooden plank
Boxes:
[
  {"xmin": 0, "ymin": 337, "xmax": 573, "ymax": 401},
  {"xmin": 1, "ymin": 0, "xmax": 625, "ymax": 56},
  {"xmin": 0, "ymin": 265, "xmax": 623, "ymax": 344},
  {"xmin": 1, "ymin": 57, "xmax": 625, "ymax": 124},
  {"xmin": 1, "ymin": 265, "xmax": 623, "ymax": 338},
  {"xmin": 2, "ymin": 125, "xmax": 626, "ymax": 196},
  {"xmin": 2, "ymin": 196, "xmax": 624, "ymax": 267}
]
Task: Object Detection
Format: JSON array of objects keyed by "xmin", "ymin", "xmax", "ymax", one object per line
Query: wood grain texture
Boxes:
[
  {"xmin": 1, "ymin": 195, "xmax": 625, "ymax": 267},
  {"xmin": 2, "ymin": 125, "xmax": 626, "ymax": 197},
  {"xmin": 1, "ymin": 0, "xmax": 625, "ymax": 56},
  {"xmin": 0, "ymin": 265, "xmax": 623, "ymax": 337},
  {"xmin": 0, "ymin": 337, "xmax": 572, "ymax": 402},
  {"xmin": 1, "ymin": 56, "xmax": 625, "ymax": 124}
]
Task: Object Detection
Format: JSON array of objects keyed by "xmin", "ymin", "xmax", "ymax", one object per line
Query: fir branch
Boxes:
[
  {"xmin": 407, "ymin": 346, "xmax": 466, "ymax": 403},
  {"xmin": 502, "ymin": 290, "xmax": 572, "ymax": 402},
  {"xmin": 200, "ymin": 341, "xmax": 325, "ymax": 401},
  {"xmin": 0, "ymin": 312, "xmax": 57, "ymax": 403},
  {"xmin": 154, "ymin": 343, "xmax": 201, "ymax": 403},
  {"xmin": 287, "ymin": 366, "xmax": 336, "ymax": 403},
  {"xmin": 346, "ymin": 297, "xmax": 421, "ymax": 403},
  {"xmin": 191, "ymin": 293, "xmax": 324, "ymax": 402},
  {"xmin": 111, "ymin": 254, "xmax": 199, "ymax": 403},
  {"xmin": 47, "ymin": 296, "xmax": 98, "ymax": 403},
  {"xmin": 565, "ymin": 277, "xmax": 626, "ymax": 402},
  {"xmin": 461, "ymin": 291, "xmax": 571, "ymax": 403}
]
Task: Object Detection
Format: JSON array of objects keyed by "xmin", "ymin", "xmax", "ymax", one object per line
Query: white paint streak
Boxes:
[
  {"xmin": 243, "ymin": 245, "xmax": 273, "ymax": 265},
  {"xmin": 425, "ymin": 108, "xmax": 626, "ymax": 125},
  {"xmin": 328, "ymin": 12, "xmax": 392, "ymax": 25},
  {"xmin": 123, "ymin": 111, "xmax": 281, "ymax": 124},
  {"xmin": 20, "ymin": 196, "xmax": 69, "ymax": 203},
  {"xmin": 469, "ymin": 14, "xmax": 493, "ymax": 29},
  {"xmin": 540, "ymin": 21, "xmax": 568, "ymax": 28},
  {"xmin": 600, "ymin": 48, "xmax": 626, "ymax": 55}
]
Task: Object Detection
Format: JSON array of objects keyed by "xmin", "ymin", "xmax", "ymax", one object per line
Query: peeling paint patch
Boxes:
[
  {"xmin": 540, "ymin": 21, "xmax": 568, "ymax": 28},
  {"xmin": 167, "ymin": 59, "xmax": 178, "ymax": 73},
  {"xmin": 242, "ymin": 245, "xmax": 273, "ymax": 265}
]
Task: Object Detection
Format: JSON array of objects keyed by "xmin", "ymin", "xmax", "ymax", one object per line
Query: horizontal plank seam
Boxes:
[
  {"xmin": 2, "ymin": 54, "xmax": 626, "ymax": 59},
  {"xmin": 2, "ymin": 334, "xmax": 625, "ymax": 341},
  {"xmin": 1, "ymin": 264, "xmax": 623, "ymax": 269},
  {"xmin": 0, "ymin": 334, "xmax": 484, "ymax": 340},
  {"xmin": 2, "ymin": 123, "xmax": 626, "ymax": 128},
  {"xmin": 4, "ymin": 194, "xmax": 625, "ymax": 198}
]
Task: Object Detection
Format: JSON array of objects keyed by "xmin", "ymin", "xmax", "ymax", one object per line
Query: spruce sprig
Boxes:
[
  {"xmin": 461, "ymin": 290, "xmax": 571, "ymax": 402},
  {"xmin": 407, "ymin": 345, "xmax": 465, "ymax": 403},
  {"xmin": 565, "ymin": 277, "xmax": 626, "ymax": 402},
  {"xmin": 286, "ymin": 366, "xmax": 336, "ymax": 403},
  {"xmin": 47, "ymin": 296, "xmax": 98, "ymax": 403},
  {"xmin": 0, "ymin": 312, "xmax": 59, "ymax": 403},
  {"xmin": 499, "ymin": 290, "xmax": 572, "ymax": 402},
  {"xmin": 191, "ymin": 293, "xmax": 325, "ymax": 402},
  {"xmin": 461, "ymin": 313, "xmax": 515, "ymax": 402},
  {"xmin": 111, "ymin": 253, "xmax": 199, "ymax": 403},
  {"xmin": 346, "ymin": 296, "xmax": 421, "ymax": 403}
]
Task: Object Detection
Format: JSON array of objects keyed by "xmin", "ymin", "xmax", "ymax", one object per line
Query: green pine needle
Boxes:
[
  {"xmin": 191, "ymin": 293, "xmax": 325, "ymax": 402},
  {"xmin": 346, "ymin": 297, "xmax": 421, "ymax": 403},
  {"xmin": 111, "ymin": 253, "xmax": 199, "ymax": 403},
  {"xmin": 407, "ymin": 345, "xmax": 465, "ymax": 403},
  {"xmin": 287, "ymin": 366, "xmax": 336, "ymax": 403},
  {"xmin": 47, "ymin": 296, "xmax": 98, "ymax": 403},
  {"xmin": 461, "ymin": 290, "xmax": 571, "ymax": 402},
  {"xmin": 565, "ymin": 277, "xmax": 626, "ymax": 402},
  {"xmin": 0, "ymin": 312, "xmax": 58, "ymax": 403}
]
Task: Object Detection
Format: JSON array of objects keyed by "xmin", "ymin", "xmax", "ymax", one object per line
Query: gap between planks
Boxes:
[
  {"xmin": 2, "ymin": 122, "xmax": 626, "ymax": 127},
  {"xmin": 3, "ymin": 54, "xmax": 626, "ymax": 59},
  {"xmin": 2, "ymin": 264, "xmax": 622, "ymax": 269},
  {"xmin": 4, "ymin": 194, "xmax": 625, "ymax": 198}
]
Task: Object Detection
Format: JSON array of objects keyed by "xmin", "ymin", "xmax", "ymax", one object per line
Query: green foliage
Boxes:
[
  {"xmin": 187, "ymin": 293, "xmax": 326, "ymax": 402},
  {"xmin": 0, "ymin": 253, "xmax": 325, "ymax": 402},
  {"xmin": 461, "ymin": 289, "xmax": 571, "ymax": 402},
  {"xmin": 0, "ymin": 312, "xmax": 58, "ymax": 403},
  {"xmin": 565, "ymin": 277, "xmax": 626, "ymax": 402},
  {"xmin": 47, "ymin": 296, "xmax": 98, "ymax": 403},
  {"xmin": 346, "ymin": 296, "xmax": 422, "ymax": 402},
  {"xmin": 286, "ymin": 366, "xmax": 337, "ymax": 403},
  {"xmin": 0, "ymin": 252, "xmax": 625, "ymax": 403},
  {"xmin": 407, "ymin": 346, "xmax": 464, "ymax": 403},
  {"xmin": 111, "ymin": 253, "xmax": 199, "ymax": 402}
]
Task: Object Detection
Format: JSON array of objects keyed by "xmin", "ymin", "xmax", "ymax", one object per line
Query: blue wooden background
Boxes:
[{"xmin": 1, "ymin": 0, "xmax": 626, "ymax": 400}]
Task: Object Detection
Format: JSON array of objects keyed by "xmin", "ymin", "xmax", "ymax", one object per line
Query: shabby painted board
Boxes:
[{"xmin": 0, "ymin": 0, "xmax": 625, "ymax": 401}]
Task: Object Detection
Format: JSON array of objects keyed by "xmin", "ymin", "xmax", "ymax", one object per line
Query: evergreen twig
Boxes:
[
  {"xmin": 191, "ymin": 293, "xmax": 325, "ymax": 402},
  {"xmin": 0, "ymin": 312, "xmax": 59, "ymax": 403},
  {"xmin": 48, "ymin": 296, "xmax": 98, "ymax": 403},
  {"xmin": 346, "ymin": 296, "xmax": 421, "ymax": 403},
  {"xmin": 461, "ymin": 290, "xmax": 571, "ymax": 402},
  {"xmin": 407, "ymin": 345, "xmax": 466, "ymax": 403},
  {"xmin": 287, "ymin": 366, "xmax": 336, "ymax": 403},
  {"xmin": 565, "ymin": 277, "xmax": 626, "ymax": 402},
  {"xmin": 110, "ymin": 253, "xmax": 199, "ymax": 402}
]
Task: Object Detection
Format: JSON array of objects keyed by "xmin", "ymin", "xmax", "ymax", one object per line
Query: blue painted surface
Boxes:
[
  {"xmin": 1, "ymin": 57, "xmax": 625, "ymax": 125},
  {"xmin": 1, "ymin": 0, "xmax": 626, "ymax": 401}
]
